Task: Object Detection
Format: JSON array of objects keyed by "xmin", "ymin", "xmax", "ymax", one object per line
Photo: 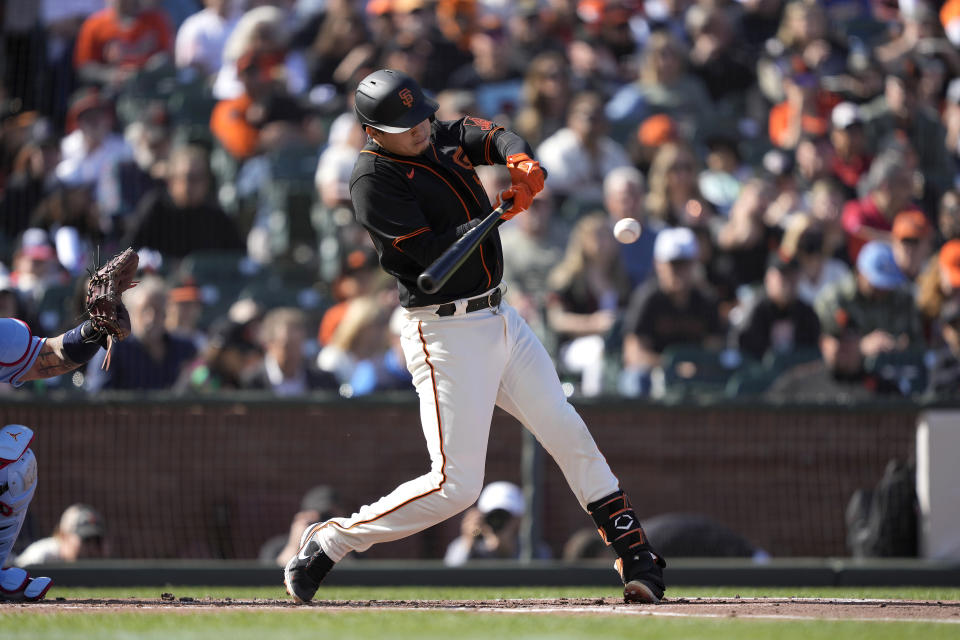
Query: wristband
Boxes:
[{"xmin": 62, "ymin": 320, "xmax": 107, "ymax": 364}]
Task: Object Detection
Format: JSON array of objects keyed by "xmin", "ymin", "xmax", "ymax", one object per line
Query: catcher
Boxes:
[{"xmin": 0, "ymin": 247, "xmax": 137, "ymax": 602}]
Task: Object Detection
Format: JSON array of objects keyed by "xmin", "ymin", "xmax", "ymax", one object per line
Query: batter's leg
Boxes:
[
  {"xmin": 494, "ymin": 305, "xmax": 665, "ymax": 603},
  {"xmin": 285, "ymin": 310, "xmax": 509, "ymax": 603}
]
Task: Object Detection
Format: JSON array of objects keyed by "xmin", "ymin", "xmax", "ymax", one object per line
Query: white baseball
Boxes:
[{"xmin": 613, "ymin": 217, "xmax": 641, "ymax": 244}]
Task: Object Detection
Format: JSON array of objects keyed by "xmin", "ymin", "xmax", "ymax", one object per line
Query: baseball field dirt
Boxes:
[{"xmin": 6, "ymin": 595, "xmax": 959, "ymax": 623}]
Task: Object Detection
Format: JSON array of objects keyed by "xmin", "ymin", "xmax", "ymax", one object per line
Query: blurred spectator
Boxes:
[
  {"xmin": 55, "ymin": 88, "xmax": 132, "ymax": 191},
  {"xmin": 348, "ymin": 306, "xmax": 413, "ymax": 396},
  {"xmin": 841, "ymin": 149, "xmax": 914, "ymax": 262},
  {"xmin": 244, "ymin": 307, "xmax": 337, "ymax": 395},
  {"xmin": 684, "ymin": 3, "xmax": 756, "ymax": 106},
  {"xmin": 861, "ymin": 62, "xmax": 951, "ymax": 207},
  {"xmin": 123, "ymin": 144, "xmax": 243, "ymax": 259},
  {"xmin": 545, "ymin": 212, "xmax": 632, "ymax": 396},
  {"xmin": 316, "ymin": 296, "xmax": 389, "ymax": 389},
  {"xmin": 620, "ymin": 227, "xmax": 722, "ymax": 395},
  {"xmin": 814, "ymin": 241, "xmax": 923, "ymax": 365},
  {"xmin": 715, "ymin": 177, "xmax": 780, "ymax": 293},
  {"xmin": 448, "ymin": 15, "xmax": 525, "ymax": 118},
  {"xmin": 8, "ymin": 233, "xmax": 70, "ymax": 306},
  {"xmin": 15, "ymin": 504, "xmax": 107, "ymax": 565},
  {"xmin": 0, "ymin": 272, "xmax": 39, "ymax": 330},
  {"xmin": 629, "ymin": 113, "xmax": 680, "ymax": 175},
  {"xmin": 806, "ymin": 177, "xmax": 847, "ymax": 260},
  {"xmin": 175, "ymin": 0, "xmax": 239, "ymax": 77},
  {"xmin": 827, "ymin": 102, "xmax": 871, "ymax": 200},
  {"xmin": 603, "ymin": 166, "xmax": 659, "ymax": 288},
  {"xmin": 86, "ymin": 276, "xmax": 197, "ymax": 391},
  {"xmin": 98, "ymin": 118, "xmax": 169, "ymax": 235},
  {"xmin": 537, "ymin": 90, "xmax": 630, "ymax": 204},
  {"xmin": 767, "ymin": 68, "xmax": 838, "ymax": 150},
  {"xmin": 317, "ymin": 247, "xmax": 391, "ymax": 353},
  {"xmin": 301, "ymin": 2, "xmax": 371, "ymax": 89},
  {"xmin": 73, "ymin": 0, "xmax": 174, "ymax": 88},
  {"xmin": 500, "ymin": 187, "xmax": 566, "ymax": 340},
  {"xmin": 645, "ymin": 142, "xmax": 715, "ymax": 228},
  {"xmin": 444, "ymin": 481, "xmax": 550, "ymax": 566},
  {"xmin": 505, "ymin": 1, "xmax": 566, "ymax": 74},
  {"xmin": 697, "ymin": 135, "xmax": 749, "ymax": 217},
  {"xmin": 734, "ymin": 251, "xmax": 821, "ymax": 361},
  {"xmin": 213, "ymin": 4, "xmax": 308, "ymax": 101},
  {"xmin": 890, "ymin": 209, "xmax": 934, "ymax": 283},
  {"xmin": 945, "ymin": 79, "xmax": 960, "ymax": 172},
  {"xmin": 29, "ymin": 184, "xmax": 102, "ymax": 276},
  {"xmin": 938, "ymin": 189, "xmax": 960, "ymax": 245},
  {"xmin": 780, "ymin": 216, "xmax": 851, "ymax": 306},
  {"xmin": 874, "ymin": 2, "xmax": 960, "ymax": 77},
  {"xmin": 0, "ymin": 115, "xmax": 61, "ymax": 244},
  {"xmin": 605, "ymin": 30, "xmax": 713, "ymax": 144},
  {"xmin": 755, "ymin": 0, "xmax": 846, "ymax": 106},
  {"xmin": 165, "ymin": 279, "xmax": 206, "ymax": 351},
  {"xmin": 175, "ymin": 317, "xmax": 262, "ymax": 393},
  {"xmin": 926, "ymin": 297, "xmax": 960, "ymax": 396},
  {"xmin": 513, "ymin": 51, "xmax": 571, "ymax": 149},
  {"xmin": 210, "ymin": 47, "xmax": 314, "ymax": 162},
  {"xmin": 765, "ymin": 313, "xmax": 876, "ymax": 401},
  {"xmin": 259, "ymin": 485, "xmax": 347, "ymax": 566}
]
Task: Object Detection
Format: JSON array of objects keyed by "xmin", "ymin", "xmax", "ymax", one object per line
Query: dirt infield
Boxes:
[{"xmin": 5, "ymin": 596, "xmax": 960, "ymax": 623}]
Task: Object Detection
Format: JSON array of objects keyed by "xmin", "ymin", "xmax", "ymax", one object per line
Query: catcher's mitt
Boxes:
[{"xmin": 86, "ymin": 247, "xmax": 139, "ymax": 369}]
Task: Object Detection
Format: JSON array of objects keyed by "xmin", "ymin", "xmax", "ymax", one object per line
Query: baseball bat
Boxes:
[{"xmin": 417, "ymin": 198, "xmax": 513, "ymax": 294}]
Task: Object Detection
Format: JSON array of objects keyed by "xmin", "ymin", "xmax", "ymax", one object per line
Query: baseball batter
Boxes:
[
  {"xmin": 284, "ymin": 70, "xmax": 665, "ymax": 604},
  {"xmin": 0, "ymin": 249, "xmax": 135, "ymax": 602}
]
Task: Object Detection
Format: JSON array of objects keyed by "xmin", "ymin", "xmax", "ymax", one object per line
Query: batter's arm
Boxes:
[
  {"xmin": 352, "ymin": 174, "xmax": 483, "ymax": 268},
  {"xmin": 459, "ymin": 117, "xmax": 534, "ymax": 167}
]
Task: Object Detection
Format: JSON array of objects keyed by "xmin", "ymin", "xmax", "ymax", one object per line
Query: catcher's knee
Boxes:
[{"xmin": 0, "ymin": 425, "xmax": 38, "ymax": 563}]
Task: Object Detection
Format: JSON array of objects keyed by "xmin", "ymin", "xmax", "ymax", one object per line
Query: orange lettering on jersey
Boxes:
[
  {"xmin": 399, "ymin": 88, "xmax": 415, "ymax": 108},
  {"xmin": 464, "ymin": 116, "xmax": 493, "ymax": 131},
  {"xmin": 452, "ymin": 147, "xmax": 473, "ymax": 170}
]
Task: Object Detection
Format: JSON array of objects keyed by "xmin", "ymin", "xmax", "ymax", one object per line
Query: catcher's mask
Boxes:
[{"xmin": 354, "ymin": 69, "xmax": 439, "ymax": 134}]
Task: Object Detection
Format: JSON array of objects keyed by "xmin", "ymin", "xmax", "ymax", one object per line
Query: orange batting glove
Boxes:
[
  {"xmin": 497, "ymin": 185, "xmax": 533, "ymax": 220},
  {"xmin": 506, "ymin": 153, "xmax": 545, "ymax": 196}
]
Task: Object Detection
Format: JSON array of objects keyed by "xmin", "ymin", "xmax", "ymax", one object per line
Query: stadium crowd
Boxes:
[{"xmin": 2, "ymin": 0, "xmax": 960, "ymax": 400}]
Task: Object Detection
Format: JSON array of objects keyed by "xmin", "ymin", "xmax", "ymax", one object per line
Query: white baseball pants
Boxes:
[{"xmin": 314, "ymin": 296, "xmax": 620, "ymax": 562}]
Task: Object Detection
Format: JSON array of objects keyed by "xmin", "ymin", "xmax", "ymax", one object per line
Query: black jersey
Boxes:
[{"xmin": 350, "ymin": 116, "xmax": 532, "ymax": 308}]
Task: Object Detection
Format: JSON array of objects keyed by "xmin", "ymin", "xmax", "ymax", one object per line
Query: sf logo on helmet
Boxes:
[{"xmin": 398, "ymin": 88, "xmax": 415, "ymax": 108}]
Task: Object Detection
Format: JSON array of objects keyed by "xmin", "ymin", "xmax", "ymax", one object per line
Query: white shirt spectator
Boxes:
[
  {"xmin": 536, "ymin": 128, "xmax": 630, "ymax": 203},
  {"xmin": 175, "ymin": 6, "xmax": 237, "ymax": 76},
  {"xmin": 56, "ymin": 130, "xmax": 132, "ymax": 189}
]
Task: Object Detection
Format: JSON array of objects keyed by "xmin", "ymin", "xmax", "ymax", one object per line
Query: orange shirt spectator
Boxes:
[
  {"xmin": 210, "ymin": 93, "xmax": 259, "ymax": 160},
  {"xmin": 74, "ymin": 6, "xmax": 173, "ymax": 70}
]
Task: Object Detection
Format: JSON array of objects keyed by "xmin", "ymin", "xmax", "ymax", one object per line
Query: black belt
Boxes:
[{"xmin": 435, "ymin": 289, "xmax": 502, "ymax": 317}]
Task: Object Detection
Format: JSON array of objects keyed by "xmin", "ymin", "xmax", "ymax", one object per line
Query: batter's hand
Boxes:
[
  {"xmin": 506, "ymin": 153, "xmax": 545, "ymax": 196},
  {"xmin": 497, "ymin": 185, "xmax": 533, "ymax": 220}
]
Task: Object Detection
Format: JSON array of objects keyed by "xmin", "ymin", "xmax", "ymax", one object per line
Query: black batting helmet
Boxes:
[{"xmin": 354, "ymin": 69, "xmax": 439, "ymax": 134}]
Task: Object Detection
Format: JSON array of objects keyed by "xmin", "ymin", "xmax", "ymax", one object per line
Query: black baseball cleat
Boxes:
[
  {"xmin": 284, "ymin": 537, "xmax": 334, "ymax": 604},
  {"xmin": 616, "ymin": 551, "xmax": 666, "ymax": 604}
]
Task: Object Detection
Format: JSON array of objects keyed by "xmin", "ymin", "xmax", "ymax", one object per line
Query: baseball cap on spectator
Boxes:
[
  {"xmin": 939, "ymin": 239, "xmax": 960, "ymax": 289},
  {"xmin": 169, "ymin": 281, "xmax": 202, "ymax": 304},
  {"xmin": 637, "ymin": 114, "xmax": 677, "ymax": 148},
  {"xmin": 856, "ymin": 241, "xmax": 907, "ymax": 290},
  {"xmin": 476, "ymin": 481, "xmax": 525, "ymax": 517},
  {"xmin": 831, "ymin": 102, "xmax": 862, "ymax": 131},
  {"xmin": 654, "ymin": 227, "xmax": 699, "ymax": 263},
  {"xmin": 761, "ymin": 148, "xmax": 794, "ymax": 178},
  {"xmin": 58, "ymin": 504, "xmax": 105, "ymax": 540},
  {"xmin": 892, "ymin": 209, "xmax": 933, "ymax": 241}
]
